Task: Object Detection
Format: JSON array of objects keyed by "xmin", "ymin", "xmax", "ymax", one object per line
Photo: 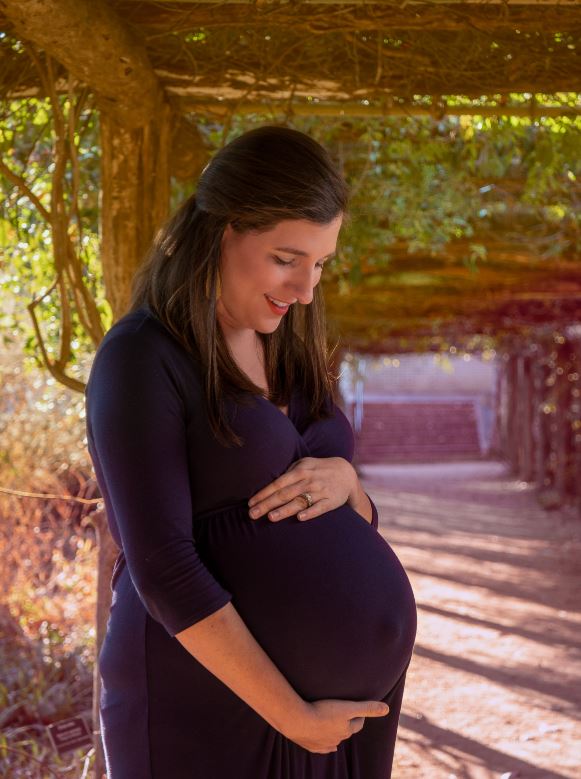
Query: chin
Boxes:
[{"xmin": 255, "ymin": 321, "xmax": 282, "ymax": 334}]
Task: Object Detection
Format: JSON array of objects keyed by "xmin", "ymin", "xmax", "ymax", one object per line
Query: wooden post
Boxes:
[
  {"xmin": 570, "ymin": 340, "xmax": 581, "ymax": 517},
  {"xmin": 490, "ymin": 354, "xmax": 503, "ymax": 457},
  {"xmin": 531, "ymin": 353, "xmax": 545, "ymax": 487},
  {"xmin": 505, "ymin": 354, "xmax": 519, "ymax": 475},
  {"xmin": 517, "ymin": 353, "xmax": 534, "ymax": 482},
  {"xmin": 554, "ymin": 342, "xmax": 572, "ymax": 508},
  {"xmin": 99, "ymin": 103, "xmax": 173, "ymax": 317}
]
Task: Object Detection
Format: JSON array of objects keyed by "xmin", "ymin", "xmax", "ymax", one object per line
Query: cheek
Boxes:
[
  {"xmin": 248, "ymin": 259, "xmax": 284, "ymax": 292},
  {"xmin": 224, "ymin": 252, "xmax": 261, "ymax": 291},
  {"xmin": 223, "ymin": 249, "xmax": 285, "ymax": 300}
]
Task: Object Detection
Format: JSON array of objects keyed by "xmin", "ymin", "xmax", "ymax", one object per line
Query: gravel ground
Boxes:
[{"xmin": 360, "ymin": 459, "xmax": 581, "ymax": 779}]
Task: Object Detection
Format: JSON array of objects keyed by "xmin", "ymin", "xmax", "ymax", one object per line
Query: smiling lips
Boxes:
[{"xmin": 265, "ymin": 294, "xmax": 292, "ymax": 315}]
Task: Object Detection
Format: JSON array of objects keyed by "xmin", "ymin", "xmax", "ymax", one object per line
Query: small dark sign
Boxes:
[{"xmin": 47, "ymin": 715, "xmax": 93, "ymax": 756}]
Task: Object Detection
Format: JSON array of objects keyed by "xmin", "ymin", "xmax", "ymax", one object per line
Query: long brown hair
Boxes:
[{"xmin": 128, "ymin": 124, "xmax": 350, "ymax": 447}]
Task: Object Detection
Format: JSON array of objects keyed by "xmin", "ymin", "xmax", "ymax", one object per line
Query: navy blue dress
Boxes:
[{"xmin": 85, "ymin": 306, "xmax": 417, "ymax": 778}]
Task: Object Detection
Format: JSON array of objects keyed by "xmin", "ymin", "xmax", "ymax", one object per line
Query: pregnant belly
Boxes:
[{"xmin": 193, "ymin": 501, "xmax": 417, "ymax": 702}]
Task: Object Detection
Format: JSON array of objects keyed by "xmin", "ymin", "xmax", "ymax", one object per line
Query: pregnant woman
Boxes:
[{"xmin": 85, "ymin": 125, "xmax": 417, "ymax": 778}]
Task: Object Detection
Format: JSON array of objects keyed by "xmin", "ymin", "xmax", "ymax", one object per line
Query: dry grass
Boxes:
[{"xmin": 0, "ymin": 346, "xmax": 99, "ymax": 777}]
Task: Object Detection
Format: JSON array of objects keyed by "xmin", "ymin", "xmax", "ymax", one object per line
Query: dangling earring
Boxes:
[{"xmin": 216, "ymin": 271, "xmax": 222, "ymax": 299}]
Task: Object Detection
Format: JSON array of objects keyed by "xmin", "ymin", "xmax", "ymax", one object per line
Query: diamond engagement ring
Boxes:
[{"xmin": 298, "ymin": 492, "xmax": 313, "ymax": 508}]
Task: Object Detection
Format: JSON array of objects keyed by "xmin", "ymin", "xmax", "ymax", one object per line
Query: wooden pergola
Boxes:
[
  {"xmin": 2, "ymin": 0, "xmax": 580, "ymax": 327},
  {"xmin": 1, "ymin": 3, "xmax": 580, "ymax": 774}
]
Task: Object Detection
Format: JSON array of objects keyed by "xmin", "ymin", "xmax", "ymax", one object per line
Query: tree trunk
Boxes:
[
  {"xmin": 2, "ymin": 0, "xmax": 163, "ymax": 129},
  {"xmin": 99, "ymin": 102, "xmax": 173, "ymax": 318}
]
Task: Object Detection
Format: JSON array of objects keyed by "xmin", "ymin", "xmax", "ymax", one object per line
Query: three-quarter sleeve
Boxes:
[{"xmin": 85, "ymin": 329, "xmax": 232, "ymax": 637}]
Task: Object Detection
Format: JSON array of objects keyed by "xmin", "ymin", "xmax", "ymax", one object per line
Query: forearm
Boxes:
[{"xmin": 174, "ymin": 600, "xmax": 308, "ymax": 734}]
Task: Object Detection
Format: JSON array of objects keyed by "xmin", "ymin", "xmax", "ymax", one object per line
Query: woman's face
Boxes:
[{"xmin": 217, "ymin": 215, "xmax": 343, "ymax": 334}]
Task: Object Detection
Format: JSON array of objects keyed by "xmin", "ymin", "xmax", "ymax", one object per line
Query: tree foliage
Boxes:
[{"xmin": 1, "ymin": 97, "xmax": 580, "ymax": 372}]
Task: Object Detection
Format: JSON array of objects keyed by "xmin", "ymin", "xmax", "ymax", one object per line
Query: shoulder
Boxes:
[
  {"xmin": 98, "ymin": 306, "xmax": 181, "ymax": 354},
  {"xmin": 86, "ymin": 306, "xmax": 202, "ymax": 400}
]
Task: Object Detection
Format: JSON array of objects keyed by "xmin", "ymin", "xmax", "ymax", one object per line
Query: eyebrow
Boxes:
[{"xmin": 273, "ymin": 246, "xmax": 336, "ymax": 260}]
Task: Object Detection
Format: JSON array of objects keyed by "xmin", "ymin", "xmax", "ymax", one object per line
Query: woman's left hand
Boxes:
[{"xmin": 247, "ymin": 456, "xmax": 357, "ymax": 522}]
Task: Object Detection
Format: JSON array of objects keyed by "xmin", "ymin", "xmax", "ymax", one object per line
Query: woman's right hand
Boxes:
[{"xmin": 282, "ymin": 698, "xmax": 390, "ymax": 754}]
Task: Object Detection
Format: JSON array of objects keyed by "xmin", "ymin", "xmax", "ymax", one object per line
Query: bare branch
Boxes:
[{"xmin": 0, "ymin": 157, "xmax": 50, "ymax": 221}]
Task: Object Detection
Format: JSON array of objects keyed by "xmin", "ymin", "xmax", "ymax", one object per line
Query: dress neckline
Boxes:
[
  {"xmin": 138, "ymin": 306, "xmax": 301, "ymax": 427},
  {"xmin": 255, "ymin": 387, "xmax": 293, "ymax": 422}
]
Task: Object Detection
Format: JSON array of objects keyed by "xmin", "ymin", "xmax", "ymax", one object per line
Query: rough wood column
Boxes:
[
  {"xmin": 496, "ymin": 356, "xmax": 508, "ymax": 459},
  {"xmin": 532, "ymin": 356, "xmax": 549, "ymax": 494},
  {"xmin": 490, "ymin": 357, "xmax": 503, "ymax": 457},
  {"xmin": 502, "ymin": 354, "xmax": 519, "ymax": 475},
  {"xmin": 99, "ymin": 101, "xmax": 173, "ymax": 319},
  {"xmin": 514, "ymin": 353, "xmax": 525, "ymax": 476},
  {"xmin": 517, "ymin": 353, "xmax": 534, "ymax": 482},
  {"xmin": 554, "ymin": 344, "xmax": 572, "ymax": 507},
  {"xmin": 571, "ymin": 341, "xmax": 581, "ymax": 518},
  {"xmin": 1, "ymin": 4, "xmax": 178, "ymax": 777}
]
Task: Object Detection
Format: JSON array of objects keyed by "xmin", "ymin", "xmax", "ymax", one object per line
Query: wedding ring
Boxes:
[{"xmin": 298, "ymin": 492, "xmax": 313, "ymax": 509}]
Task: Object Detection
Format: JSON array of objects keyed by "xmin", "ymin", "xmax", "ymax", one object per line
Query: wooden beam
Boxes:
[
  {"xmin": 7, "ymin": 77, "xmax": 579, "ymax": 115},
  {"xmin": 4, "ymin": 4, "xmax": 580, "ymax": 35},
  {"xmin": 2, "ymin": 3, "xmax": 578, "ymax": 103},
  {"xmin": 179, "ymin": 99, "xmax": 581, "ymax": 119},
  {"xmin": 0, "ymin": 0, "xmax": 163, "ymax": 129},
  {"xmin": 5, "ymin": 71, "xmax": 580, "ymax": 111},
  {"xmin": 150, "ymin": 30, "xmax": 581, "ymax": 99},
  {"xmin": 116, "ymin": 2, "xmax": 581, "ymax": 33},
  {"xmin": 120, "ymin": 0, "xmax": 581, "ymax": 5}
]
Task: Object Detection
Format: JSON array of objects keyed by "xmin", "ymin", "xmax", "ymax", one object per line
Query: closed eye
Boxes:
[
  {"xmin": 273, "ymin": 255, "xmax": 292, "ymax": 267},
  {"xmin": 273, "ymin": 255, "xmax": 329, "ymax": 269}
]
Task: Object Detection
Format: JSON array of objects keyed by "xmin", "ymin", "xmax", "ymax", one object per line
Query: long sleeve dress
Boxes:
[{"xmin": 84, "ymin": 305, "xmax": 417, "ymax": 779}]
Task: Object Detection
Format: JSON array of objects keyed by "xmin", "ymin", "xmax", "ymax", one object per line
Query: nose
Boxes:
[{"xmin": 291, "ymin": 267, "xmax": 317, "ymax": 305}]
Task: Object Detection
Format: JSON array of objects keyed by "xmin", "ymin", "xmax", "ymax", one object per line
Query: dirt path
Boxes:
[{"xmin": 360, "ymin": 460, "xmax": 581, "ymax": 779}]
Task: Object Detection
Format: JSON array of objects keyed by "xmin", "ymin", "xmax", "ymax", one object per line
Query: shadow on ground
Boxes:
[{"xmin": 360, "ymin": 460, "xmax": 581, "ymax": 779}]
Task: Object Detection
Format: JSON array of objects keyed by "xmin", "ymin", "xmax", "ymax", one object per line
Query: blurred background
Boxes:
[{"xmin": 1, "ymin": 1, "xmax": 581, "ymax": 776}]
